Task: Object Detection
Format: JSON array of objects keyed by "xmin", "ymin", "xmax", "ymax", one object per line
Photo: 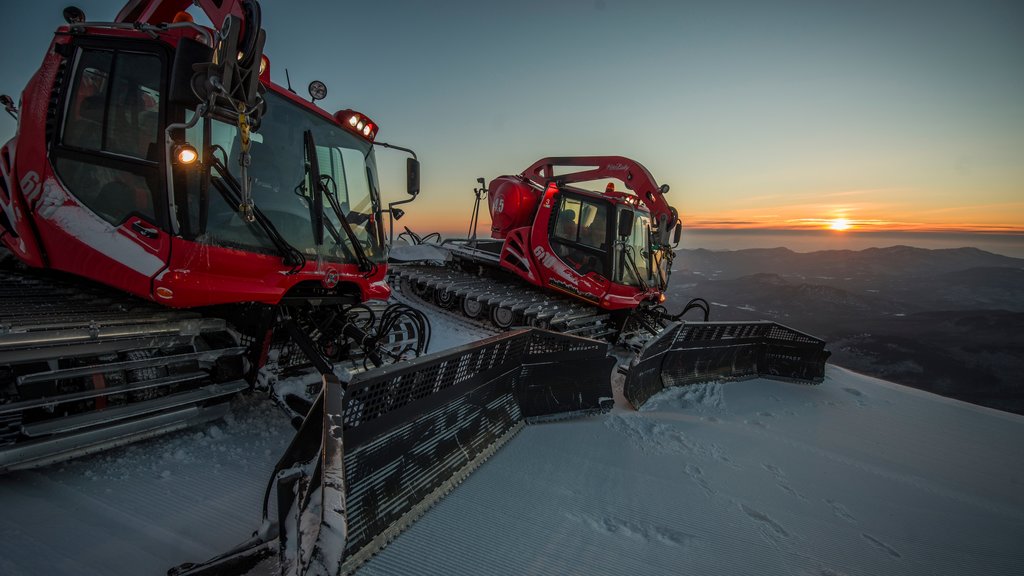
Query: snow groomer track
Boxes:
[{"xmin": 0, "ymin": 268, "xmax": 247, "ymax": 472}]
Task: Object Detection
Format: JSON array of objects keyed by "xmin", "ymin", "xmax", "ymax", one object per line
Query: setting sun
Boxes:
[{"xmin": 829, "ymin": 218, "xmax": 851, "ymax": 231}]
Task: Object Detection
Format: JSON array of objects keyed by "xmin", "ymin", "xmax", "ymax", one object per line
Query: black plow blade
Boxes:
[
  {"xmin": 171, "ymin": 329, "xmax": 613, "ymax": 576},
  {"xmin": 623, "ymin": 321, "xmax": 830, "ymax": 409}
]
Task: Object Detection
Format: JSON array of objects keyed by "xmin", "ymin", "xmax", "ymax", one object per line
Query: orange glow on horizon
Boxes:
[
  {"xmin": 393, "ymin": 182, "xmax": 1024, "ymax": 239},
  {"xmin": 681, "ymin": 217, "xmax": 1024, "ymax": 234},
  {"xmin": 404, "ymin": 211, "xmax": 1024, "ymax": 238},
  {"xmin": 828, "ymin": 218, "xmax": 851, "ymax": 231},
  {"xmin": 669, "ymin": 185, "xmax": 1024, "ymax": 235}
]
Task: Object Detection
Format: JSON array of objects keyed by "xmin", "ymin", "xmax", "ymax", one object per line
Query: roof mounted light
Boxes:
[
  {"xmin": 308, "ymin": 80, "xmax": 327, "ymax": 102},
  {"xmin": 63, "ymin": 6, "xmax": 86, "ymax": 24},
  {"xmin": 334, "ymin": 109, "xmax": 378, "ymax": 142}
]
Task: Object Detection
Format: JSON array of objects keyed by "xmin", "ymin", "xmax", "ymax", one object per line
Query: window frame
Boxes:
[
  {"xmin": 51, "ymin": 38, "xmax": 170, "ymax": 229},
  {"xmin": 549, "ymin": 191, "xmax": 612, "ymax": 277}
]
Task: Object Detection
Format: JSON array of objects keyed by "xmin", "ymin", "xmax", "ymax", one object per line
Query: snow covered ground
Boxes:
[
  {"xmin": 1, "ymin": 307, "xmax": 1022, "ymax": 576},
  {"xmin": 363, "ymin": 371, "xmax": 1024, "ymax": 576}
]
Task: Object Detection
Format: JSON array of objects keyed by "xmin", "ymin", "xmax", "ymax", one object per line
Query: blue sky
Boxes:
[{"xmin": 2, "ymin": 0, "xmax": 1022, "ymax": 235}]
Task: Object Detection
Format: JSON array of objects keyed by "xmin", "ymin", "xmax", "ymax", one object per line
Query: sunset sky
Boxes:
[{"xmin": 1, "ymin": 0, "xmax": 1022, "ymax": 237}]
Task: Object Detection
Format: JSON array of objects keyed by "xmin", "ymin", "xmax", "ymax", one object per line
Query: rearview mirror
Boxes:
[
  {"xmin": 617, "ymin": 210, "xmax": 634, "ymax": 237},
  {"xmin": 672, "ymin": 222, "xmax": 682, "ymax": 245},
  {"xmin": 407, "ymin": 158, "xmax": 420, "ymax": 196}
]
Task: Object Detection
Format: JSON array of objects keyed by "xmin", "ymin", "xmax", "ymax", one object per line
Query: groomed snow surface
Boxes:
[
  {"xmin": 1, "ymin": 308, "xmax": 1022, "ymax": 575},
  {"xmin": 363, "ymin": 372, "xmax": 1024, "ymax": 576}
]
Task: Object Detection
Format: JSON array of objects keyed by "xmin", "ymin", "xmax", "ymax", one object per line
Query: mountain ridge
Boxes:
[{"xmin": 668, "ymin": 245, "xmax": 1024, "ymax": 414}]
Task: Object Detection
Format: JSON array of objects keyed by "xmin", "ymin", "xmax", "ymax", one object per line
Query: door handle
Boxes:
[{"xmin": 131, "ymin": 221, "xmax": 159, "ymax": 239}]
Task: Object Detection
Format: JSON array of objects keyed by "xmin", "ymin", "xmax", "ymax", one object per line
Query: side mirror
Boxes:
[
  {"xmin": 0, "ymin": 94, "xmax": 16, "ymax": 119},
  {"xmin": 667, "ymin": 205, "xmax": 681, "ymax": 245},
  {"xmin": 617, "ymin": 210, "xmax": 634, "ymax": 237},
  {"xmin": 407, "ymin": 158, "xmax": 420, "ymax": 196}
]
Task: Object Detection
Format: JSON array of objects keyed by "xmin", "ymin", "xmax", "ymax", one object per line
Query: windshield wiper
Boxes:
[
  {"xmin": 209, "ymin": 155, "xmax": 306, "ymax": 272},
  {"xmin": 304, "ymin": 130, "xmax": 374, "ymax": 273}
]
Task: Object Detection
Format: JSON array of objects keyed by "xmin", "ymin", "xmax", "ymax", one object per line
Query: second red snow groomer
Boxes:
[{"xmin": 485, "ymin": 156, "xmax": 681, "ymax": 312}]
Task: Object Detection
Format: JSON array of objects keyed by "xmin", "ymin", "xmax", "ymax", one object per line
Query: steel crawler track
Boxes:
[
  {"xmin": 0, "ymin": 268, "xmax": 247, "ymax": 472},
  {"xmin": 390, "ymin": 263, "xmax": 620, "ymax": 340}
]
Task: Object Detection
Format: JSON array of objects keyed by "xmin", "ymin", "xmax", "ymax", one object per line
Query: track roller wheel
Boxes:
[
  {"xmin": 411, "ymin": 280, "xmax": 431, "ymax": 299},
  {"xmin": 490, "ymin": 305, "xmax": 515, "ymax": 329},
  {"xmin": 435, "ymin": 289, "xmax": 456, "ymax": 309},
  {"xmin": 462, "ymin": 298, "xmax": 484, "ymax": 319}
]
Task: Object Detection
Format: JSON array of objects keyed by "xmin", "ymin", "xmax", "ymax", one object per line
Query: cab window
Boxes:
[
  {"xmin": 56, "ymin": 46, "xmax": 163, "ymax": 227},
  {"xmin": 616, "ymin": 212, "xmax": 652, "ymax": 287},
  {"xmin": 551, "ymin": 195, "xmax": 609, "ymax": 277}
]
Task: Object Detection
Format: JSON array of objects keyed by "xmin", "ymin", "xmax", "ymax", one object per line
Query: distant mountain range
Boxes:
[{"xmin": 668, "ymin": 245, "xmax": 1024, "ymax": 414}]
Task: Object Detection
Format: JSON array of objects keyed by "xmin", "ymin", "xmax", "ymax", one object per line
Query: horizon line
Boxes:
[
  {"xmin": 681, "ymin": 225, "xmax": 1024, "ymax": 235},
  {"xmin": 418, "ymin": 225, "xmax": 1024, "ymax": 237}
]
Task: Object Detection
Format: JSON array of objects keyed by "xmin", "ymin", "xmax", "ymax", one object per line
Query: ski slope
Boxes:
[
  {"xmin": 0, "ymin": 308, "xmax": 1022, "ymax": 576},
  {"xmin": 362, "ymin": 371, "xmax": 1024, "ymax": 576}
]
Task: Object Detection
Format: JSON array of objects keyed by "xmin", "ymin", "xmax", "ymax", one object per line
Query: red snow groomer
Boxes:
[
  {"xmin": 392, "ymin": 156, "xmax": 831, "ymax": 407},
  {"xmin": 397, "ymin": 156, "xmax": 693, "ymax": 339},
  {"xmin": 2, "ymin": 3, "xmax": 618, "ymax": 574},
  {"xmin": 0, "ymin": 0, "xmax": 432, "ymax": 470},
  {"xmin": 484, "ymin": 156, "xmax": 679, "ymax": 316}
]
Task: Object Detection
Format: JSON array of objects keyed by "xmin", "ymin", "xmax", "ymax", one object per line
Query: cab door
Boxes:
[
  {"xmin": 549, "ymin": 194, "xmax": 611, "ymax": 278},
  {"xmin": 38, "ymin": 41, "xmax": 171, "ymax": 300}
]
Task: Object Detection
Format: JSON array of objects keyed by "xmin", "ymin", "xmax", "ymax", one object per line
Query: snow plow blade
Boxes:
[
  {"xmin": 171, "ymin": 329, "xmax": 614, "ymax": 576},
  {"xmin": 623, "ymin": 321, "xmax": 830, "ymax": 409}
]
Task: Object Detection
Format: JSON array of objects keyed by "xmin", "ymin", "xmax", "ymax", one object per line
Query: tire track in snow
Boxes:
[
  {"xmin": 862, "ymin": 533, "xmax": 902, "ymax": 559},
  {"xmin": 762, "ymin": 463, "xmax": 808, "ymax": 501},
  {"xmin": 823, "ymin": 499, "xmax": 857, "ymax": 524},
  {"xmin": 842, "ymin": 387, "xmax": 869, "ymax": 407},
  {"xmin": 564, "ymin": 511, "xmax": 698, "ymax": 549},
  {"xmin": 739, "ymin": 503, "xmax": 791, "ymax": 547},
  {"xmin": 685, "ymin": 463, "xmax": 715, "ymax": 497},
  {"xmin": 604, "ymin": 411, "xmax": 739, "ymax": 468}
]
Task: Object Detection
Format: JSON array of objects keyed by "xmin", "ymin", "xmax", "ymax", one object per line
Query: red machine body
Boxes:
[
  {"xmin": 0, "ymin": 0, "xmax": 390, "ymax": 310},
  {"xmin": 487, "ymin": 176, "xmax": 542, "ymax": 239},
  {"xmin": 477, "ymin": 156, "xmax": 679, "ymax": 312}
]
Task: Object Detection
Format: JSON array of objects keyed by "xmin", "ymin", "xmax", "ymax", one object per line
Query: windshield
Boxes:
[
  {"xmin": 613, "ymin": 209, "xmax": 669, "ymax": 291},
  {"xmin": 184, "ymin": 91, "xmax": 384, "ymax": 264}
]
